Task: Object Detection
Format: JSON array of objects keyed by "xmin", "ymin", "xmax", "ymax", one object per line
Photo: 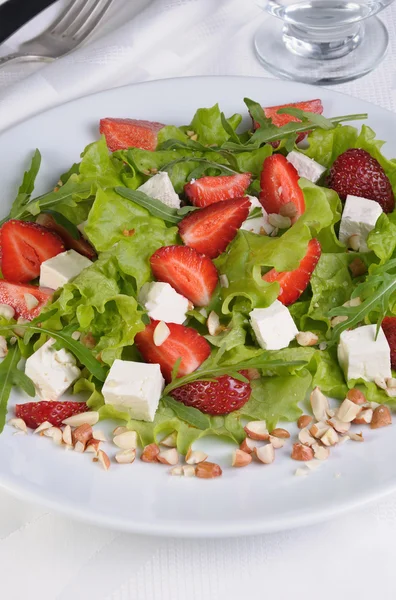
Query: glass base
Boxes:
[{"xmin": 254, "ymin": 16, "xmax": 388, "ymax": 85}]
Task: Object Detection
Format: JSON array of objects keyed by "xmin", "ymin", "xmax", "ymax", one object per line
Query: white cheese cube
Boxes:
[
  {"xmin": 337, "ymin": 325, "xmax": 391, "ymax": 383},
  {"xmin": 137, "ymin": 171, "xmax": 180, "ymax": 209},
  {"xmin": 339, "ymin": 195, "xmax": 383, "ymax": 253},
  {"xmin": 102, "ymin": 360, "xmax": 165, "ymax": 422},
  {"xmin": 287, "ymin": 151, "xmax": 326, "ymax": 183},
  {"xmin": 241, "ymin": 195, "xmax": 274, "ymax": 235},
  {"xmin": 39, "ymin": 249, "xmax": 92, "ymax": 290},
  {"xmin": 25, "ymin": 339, "xmax": 81, "ymax": 400},
  {"xmin": 138, "ymin": 282, "xmax": 190, "ymax": 324},
  {"xmin": 250, "ymin": 300, "xmax": 298, "ymax": 350}
]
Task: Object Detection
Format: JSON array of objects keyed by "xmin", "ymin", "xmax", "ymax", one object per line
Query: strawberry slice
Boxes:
[
  {"xmin": 99, "ymin": 118, "xmax": 165, "ymax": 152},
  {"xmin": 36, "ymin": 213, "xmax": 96, "ymax": 260},
  {"xmin": 381, "ymin": 317, "xmax": 396, "ymax": 369},
  {"xmin": 135, "ymin": 320, "xmax": 211, "ymax": 382},
  {"xmin": 254, "ymin": 99, "xmax": 323, "ymax": 145},
  {"xmin": 0, "ymin": 220, "xmax": 65, "ymax": 283},
  {"xmin": 328, "ymin": 148, "xmax": 395, "ymax": 213},
  {"xmin": 170, "ymin": 375, "xmax": 251, "ymax": 415},
  {"xmin": 16, "ymin": 401, "xmax": 88, "ymax": 429},
  {"xmin": 184, "ymin": 173, "xmax": 252, "ymax": 208},
  {"xmin": 263, "ymin": 238, "xmax": 321, "ymax": 306},
  {"xmin": 0, "ymin": 280, "xmax": 53, "ymax": 319},
  {"xmin": 259, "ymin": 154, "xmax": 305, "ymax": 222},
  {"xmin": 150, "ymin": 245, "xmax": 218, "ymax": 307},
  {"xmin": 178, "ymin": 197, "xmax": 250, "ymax": 258}
]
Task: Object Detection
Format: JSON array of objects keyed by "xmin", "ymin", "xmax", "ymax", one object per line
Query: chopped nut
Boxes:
[
  {"xmin": 349, "ymin": 257, "xmax": 367, "ymax": 278},
  {"xmin": 0, "ymin": 304, "xmax": 15, "ymax": 320},
  {"xmin": 353, "ymin": 408, "xmax": 373, "ymax": 425},
  {"xmin": 8, "ymin": 417, "xmax": 27, "ymax": 433},
  {"xmin": 62, "ymin": 425, "xmax": 73, "ymax": 446},
  {"xmin": 336, "ymin": 399, "xmax": 362, "ymax": 422},
  {"xmin": 346, "ymin": 388, "xmax": 366, "ymax": 405},
  {"xmin": 385, "ymin": 388, "xmax": 396, "ymax": 398},
  {"xmin": 85, "ymin": 439, "xmax": 101, "ymax": 454},
  {"xmin": 326, "ymin": 408, "xmax": 336, "ymax": 418},
  {"xmin": 71, "ymin": 331, "xmax": 81, "ymax": 341},
  {"xmin": 240, "ymin": 437, "xmax": 257, "ymax": 454},
  {"xmin": 232, "ymin": 449, "xmax": 252, "ymax": 467},
  {"xmin": 374, "ymin": 377, "xmax": 387, "ymax": 390},
  {"xmin": 310, "ymin": 421, "xmax": 329, "ymax": 439},
  {"xmin": 0, "ymin": 336, "xmax": 7, "ymax": 358},
  {"xmin": 298, "ymin": 428, "xmax": 316, "ymax": 447},
  {"xmin": 320, "ymin": 427, "xmax": 339, "ymax": 446},
  {"xmin": 24, "ymin": 293, "xmax": 39, "ymax": 310},
  {"xmin": 269, "ymin": 435, "xmax": 285, "ymax": 449},
  {"xmin": 34, "ymin": 421, "xmax": 53, "ymax": 434},
  {"xmin": 73, "ymin": 423, "xmax": 93, "ymax": 445},
  {"xmin": 348, "ymin": 234, "xmax": 361, "ymax": 251},
  {"xmin": 207, "ymin": 311, "xmax": 222, "ymax": 336},
  {"xmin": 92, "ymin": 430, "xmax": 107, "ymax": 442},
  {"xmin": 113, "ymin": 426, "xmax": 128, "ymax": 436},
  {"xmin": 157, "ymin": 448, "xmax": 179, "ymax": 465},
  {"xmin": 98, "ymin": 449, "xmax": 110, "ymax": 471},
  {"xmin": 319, "ymin": 342, "xmax": 327, "ymax": 351},
  {"xmin": 245, "ymin": 368, "xmax": 261, "ymax": 380},
  {"xmin": 291, "ymin": 443, "xmax": 314, "ymax": 461},
  {"xmin": 115, "ymin": 449, "xmax": 136, "ymax": 464},
  {"xmin": 371, "ymin": 405, "xmax": 392, "ymax": 429},
  {"xmin": 279, "ymin": 201, "xmax": 297, "ymax": 219},
  {"xmin": 185, "ymin": 449, "xmax": 208, "ymax": 465},
  {"xmin": 153, "ymin": 321, "xmax": 171, "ymax": 346},
  {"xmin": 268, "ymin": 213, "xmax": 291, "ymax": 229},
  {"xmin": 270, "ymin": 428, "xmax": 290, "ymax": 439},
  {"xmin": 190, "ymin": 134, "xmax": 198, "ymax": 142},
  {"xmin": 330, "ymin": 315, "xmax": 348, "ymax": 328},
  {"xmin": 312, "ymin": 443, "xmax": 330, "ymax": 460},
  {"xmin": 74, "ymin": 440, "xmax": 86, "ymax": 453},
  {"xmin": 295, "ymin": 467, "xmax": 309, "ymax": 476},
  {"xmin": 255, "ymin": 444, "xmax": 275, "ymax": 464},
  {"xmin": 62, "ymin": 411, "xmax": 99, "ymax": 427},
  {"xmin": 161, "ymin": 432, "xmax": 177, "ymax": 448},
  {"xmin": 338, "ymin": 435, "xmax": 350, "ymax": 445},
  {"xmin": 310, "ymin": 387, "xmax": 329, "ymax": 421},
  {"xmin": 296, "ymin": 331, "xmax": 319, "ymax": 347},
  {"xmin": 141, "ymin": 443, "xmax": 160, "ymax": 462},
  {"xmin": 182, "ymin": 465, "xmax": 196, "ymax": 477},
  {"xmin": 43, "ymin": 426, "xmax": 63, "ymax": 445},
  {"xmin": 327, "ymin": 417, "xmax": 351, "ymax": 434},
  {"xmin": 349, "ymin": 431, "xmax": 364, "ymax": 442},
  {"xmin": 170, "ymin": 466, "xmax": 183, "ymax": 476},
  {"xmin": 195, "ymin": 461, "xmax": 222, "ymax": 478},
  {"xmin": 244, "ymin": 421, "xmax": 269, "ymax": 441},
  {"xmin": 386, "ymin": 377, "xmax": 396, "ymax": 389},
  {"xmin": 297, "ymin": 415, "xmax": 313, "ymax": 429},
  {"xmin": 113, "ymin": 430, "xmax": 138, "ymax": 450},
  {"xmin": 219, "ymin": 274, "xmax": 229, "ymax": 288}
]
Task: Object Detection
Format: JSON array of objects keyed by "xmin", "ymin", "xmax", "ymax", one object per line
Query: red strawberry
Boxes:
[
  {"xmin": 99, "ymin": 118, "xmax": 165, "ymax": 152},
  {"xmin": 381, "ymin": 317, "xmax": 396, "ymax": 369},
  {"xmin": 263, "ymin": 238, "xmax": 321, "ymax": 306},
  {"xmin": 16, "ymin": 401, "xmax": 88, "ymax": 429},
  {"xmin": 259, "ymin": 154, "xmax": 305, "ymax": 222},
  {"xmin": 36, "ymin": 213, "xmax": 96, "ymax": 260},
  {"xmin": 184, "ymin": 173, "xmax": 252, "ymax": 208},
  {"xmin": 0, "ymin": 280, "xmax": 52, "ymax": 319},
  {"xmin": 0, "ymin": 220, "xmax": 65, "ymax": 283},
  {"xmin": 178, "ymin": 197, "xmax": 250, "ymax": 259},
  {"xmin": 150, "ymin": 245, "xmax": 218, "ymax": 307},
  {"xmin": 170, "ymin": 375, "xmax": 251, "ymax": 415},
  {"xmin": 328, "ymin": 148, "xmax": 395, "ymax": 213},
  {"xmin": 254, "ymin": 99, "xmax": 323, "ymax": 145},
  {"xmin": 135, "ymin": 320, "xmax": 211, "ymax": 382}
]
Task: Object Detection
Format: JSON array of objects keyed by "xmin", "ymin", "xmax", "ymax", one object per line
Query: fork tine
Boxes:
[
  {"xmin": 49, "ymin": 0, "xmax": 87, "ymax": 32},
  {"xmin": 71, "ymin": 0, "xmax": 114, "ymax": 41}
]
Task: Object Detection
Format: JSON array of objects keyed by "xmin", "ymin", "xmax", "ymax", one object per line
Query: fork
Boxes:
[{"xmin": 0, "ymin": 0, "xmax": 114, "ymax": 68}]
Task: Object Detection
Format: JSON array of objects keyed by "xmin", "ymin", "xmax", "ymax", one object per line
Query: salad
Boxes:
[{"xmin": 1, "ymin": 97, "xmax": 396, "ymax": 477}]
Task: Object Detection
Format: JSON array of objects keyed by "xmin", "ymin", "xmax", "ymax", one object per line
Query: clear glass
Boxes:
[{"xmin": 254, "ymin": 0, "xmax": 395, "ymax": 84}]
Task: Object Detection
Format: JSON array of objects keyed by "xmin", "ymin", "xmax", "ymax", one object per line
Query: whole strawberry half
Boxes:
[
  {"xmin": 0, "ymin": 219, "xmax": 65, "ymax": 283},
  {"xmin": 260, "ymin": 154, "xmax": 305, "ymax": 222},
  {"xmin": 263, "ymin": 238, "xmax": 321, "ymax": 306},
  {"xmin": 381, "ymin": 317, "xmax": 396, "ymax": 369},
  {"xmin": 184, "ymin": 173, "xmax": 252, "ymax": 208},
  {"xmin": 99, "ymin": 118, "xmax": 165, "ymax": 152},
  {"xmin": 170, "ymin": 375, "xmax": 252, "ymax": 415},
  {"xmin": 15, "ymin": 401, "xmax": 88, "ymax": 429},
  {"xmin": 328, "ymin": 148, "xmax": 395, "ymax": 213},
  {"xmin": 178, "ymin": 197, "xmax": 250, "ymax": 258}
]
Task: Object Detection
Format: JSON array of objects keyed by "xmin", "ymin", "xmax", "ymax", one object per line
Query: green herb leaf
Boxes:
[
  {"xmin": 0, "ymin": 346, "xmax": 35, "ymax": 433},
  {"xmin": 9, "ymin": 149, "xmax": 41, "ymax": 220},
  {"xmin": 162, "ymin": 396, "xmax": 211, "ymax": 430},
  {"xmin": 115, "ymin": 187, "xmax": 182, "ymax": 224},
  {"xmin": 277, "ymin": 107, "xmax": 334, "ymax": 130}
]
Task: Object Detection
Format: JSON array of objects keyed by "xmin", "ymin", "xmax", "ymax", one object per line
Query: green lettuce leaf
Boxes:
[
  {"xmin": 367, "ymin": 212, "xmax": 396, "ymax": 264},
  {"xmin": 189, "ymin": 104, "xmax": 242, "ymax": 145}
]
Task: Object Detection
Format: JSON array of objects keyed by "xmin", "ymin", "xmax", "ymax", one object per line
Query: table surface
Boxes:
[{"xmin": 1, "ymin": 1, "xmax": 396, "ymax": 598}]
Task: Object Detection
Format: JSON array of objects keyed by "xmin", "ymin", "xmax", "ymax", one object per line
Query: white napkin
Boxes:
[{"xmin": 1, "ymin": 0, "xmax": 396, "ymax": 134}]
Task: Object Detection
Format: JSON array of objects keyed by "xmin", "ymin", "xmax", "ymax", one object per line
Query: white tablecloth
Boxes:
[{"xmin": 1, "ymin": 1, "xmax": 396, "ymax": 598}]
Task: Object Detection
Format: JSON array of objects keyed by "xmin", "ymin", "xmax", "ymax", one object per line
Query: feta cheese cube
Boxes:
[
  {"xmin": 138, "ymin": 282, "xmax": 190, "ymax": 324},
  {"xmin": 337, "ymin": 325, "xmax": 391, "ymax": 383},
  {"xmin": 25, "ymin": 339, "xmax": 81, "ymax": 400},
  {"xmin": 241, "ymin": 195, "xmax": 274, "ymax": 235},
  {"xmin": 39, "ymin": 250, "xmax": 92, "ymax": 290},
  {"xmin": 287, "ymin": 151, "xmax": 326, "ymax": 183},
  {"xmin": 137, "ymin": 171, "xmax": 180, "ymax": 209},
  {"xmin": 339, "ymin": 195, "xmax": 383, "ymax": 253},
  {"xmin": 102, "ymin": 360, "xmax": 165, "ymax": 422},
  {"xmin": 250, "ymin": 300, "xmax": 298, "ymax": 350}
]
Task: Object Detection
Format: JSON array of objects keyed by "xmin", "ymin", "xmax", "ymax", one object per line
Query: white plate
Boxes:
[{"xmin": 1, "ymin": 76, "xmax": 396, "ymax": 538}]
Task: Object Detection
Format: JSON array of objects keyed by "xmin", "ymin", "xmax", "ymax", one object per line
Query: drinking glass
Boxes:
[{"xmin": 254, "ymin": 0, "xmax": 395, "ymax": 84}]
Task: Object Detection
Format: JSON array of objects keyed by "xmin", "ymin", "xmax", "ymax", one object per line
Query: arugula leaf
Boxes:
[
  {"xmin": 162, "ymin": 396, "xmax": 211, "ymax": 429},
  {"xmin": 115, "ymin": 187, "xmax": 188, "ymax": 224},
  {"xmin": 329, "ymin": 259, "xmax": 396, "ymax": 342},
  {"xmin": 0, "ymin": 346, "xmax": 35, "ymax": 433},
  {"xmin": 42, "ymin": 210, "xmax": 80, "ymax": 240},
  {"xmin": 277, "ymin": 107, "xmax": 334, "ymax": 130},
  {"xmin": 9, "ymin": 149, "xmax": 41, "ymax": 220}
]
